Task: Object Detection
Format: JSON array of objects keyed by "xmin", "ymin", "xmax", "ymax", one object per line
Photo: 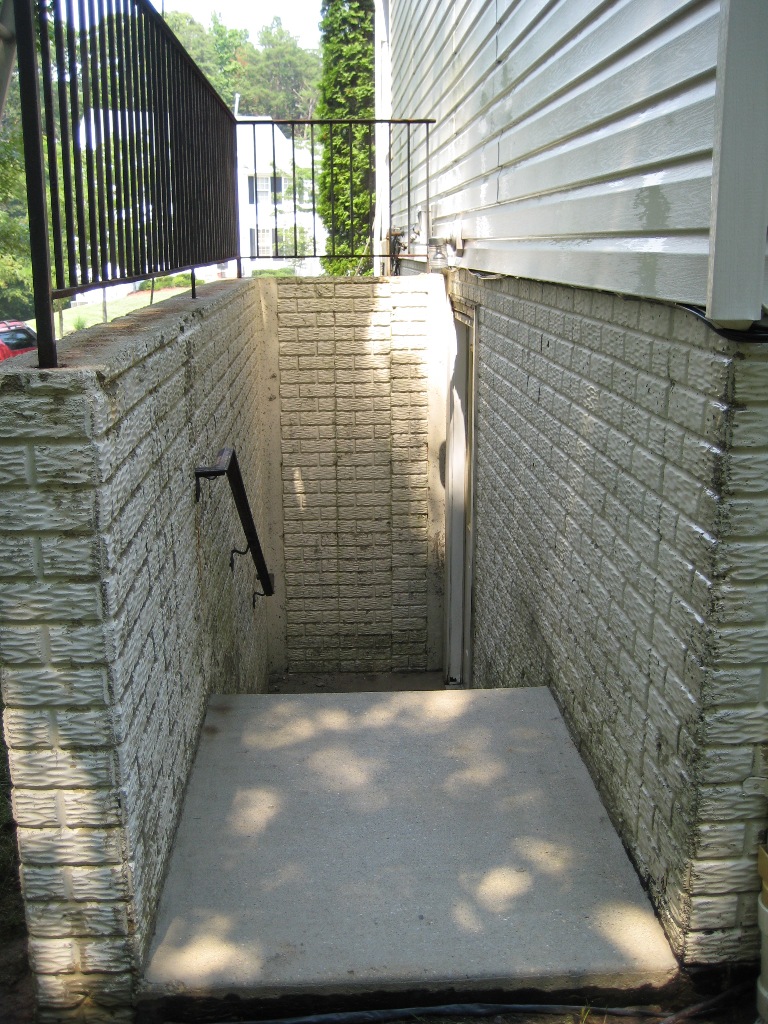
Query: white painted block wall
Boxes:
[
  {"xmin": 449, "ymin": 269, "xmax": 768, "ymax": 963},
  {"xmin": 0, "ymin": 281, "xmax": 281, "ymax": 1020},
  {"xmin": 276, "ymin": 276, "xmax": 447, "ymax": 674},
  {"xmin": 0, "ymin": 276, "xmax": 448, "ymax": 1020}
]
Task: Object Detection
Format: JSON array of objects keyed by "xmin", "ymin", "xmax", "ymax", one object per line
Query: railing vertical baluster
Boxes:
[
  {"xmin": 96, "ymin": 0, "xmax": 116, "ymax": 277},
  {"xmin": 14, "ymin": 0, "xmax": 56, "ymax": 365},
  {"xmin": 406, "ymin": 122, "xmax": 411, "ymax": 256},
  {"xmin": 348, "ymin": 121, "xmax": 354, "ymax": 256},
  {"xmin": 152, "ymin": 23, "xmax": 170, "ymax": 272},
  {"xmin": 310, "ymin": 121, "xmax": 317, "ymax": 257},
  {"xmin": 388, "ymin": 120, "xmax": 393, "ymax": 265},
  {"xmin": 271, "ymin": 122, "xmax": 278, "ymax": 258},
  {"xmin": 367, "ymin": 122, "xmax": 374, "ymax": 260},
  {"xmin": 129, "ymin": 1, "xmax": 146, "ymax": 275},
  {"xmin": 228, "ymin": 117, "xmax": 238, "ymax": 267},
  {"xmin": 77, "ymin": 0, "xmax": 98, "ymax": 282},
  {"xmin": 176, "ymin": 23, "xmax": 190, "ymax": 269},
  {"xmin": 425, "ymin": 122, "xmax": 430, "ymax": 251},
  {"xmin": 256, "ymin": 122, "xmax": 264, "ymax": 256},
  {"xmin": 137, "ymin": 6, "xmax": 155, "ymax": 274},
  {"xmin": 53, "ymin": 0, "xmax": 77, "ymax": 287},
  {"xmin": 38, "ymin": 1, "xmax": 64, "ymax": 291},
  {"xmin": 329, "ymin": 123, "xmax": 335, "ymax": 257},
  {"xmin": 86, "ymin": 0, "xmax": 108, "ymax": 276},
  {"xmin": 116, "ymin": 0, "xmax": 136, "ymax": 276},
  {"xmin": 105, "ymin": 0, "xmax": 126, "ymax": 277},
  {"xmin": 291, "ymin": 123, "xmax": 298, "ymax": 259},
  {"xmin": 65, "ymin": 0, "xmax": 86, "ymax": 284}
]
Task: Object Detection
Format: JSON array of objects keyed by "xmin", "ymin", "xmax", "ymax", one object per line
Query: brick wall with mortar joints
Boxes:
[
  {"xmin": 277, "ymin": 278, "xmax": 435, "ymax": 673},
  {"xmin": 0, "ymin": 281, "xmax": 276, "ymax": 1020},
  {"xmin": 448, "ymin": 269, "xmax": 768, "ymax": 964},
  {"xmin": 679, "ymin": 341, "xmax": 768, "ymax": 963}
]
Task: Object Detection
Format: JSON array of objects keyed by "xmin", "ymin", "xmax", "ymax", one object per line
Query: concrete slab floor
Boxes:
[
  {"xmin": 140, "ymin": 688, "xmax": 680, "ymax": 1017},
  {"xmin": 268, "ymin": 672, "xmax": 445, "ymax": 693}
]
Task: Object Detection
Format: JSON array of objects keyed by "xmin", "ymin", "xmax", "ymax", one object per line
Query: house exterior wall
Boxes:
[
  {"xmin": 275, "ymin": 276, "xmax": 448, "ymax": 674},
  {"xmin": 448, "ymin": 269, "xmax": 768, "ymax": 963},
  {"xmin": 387, "ymin": 0, "xmax": 768, "ymax": 316},
  {"xmin": 0, "ymin": 280, "xmax": 282, "ymax": 1021}
]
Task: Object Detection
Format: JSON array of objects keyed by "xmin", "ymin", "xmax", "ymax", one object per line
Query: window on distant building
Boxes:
[
  {"xmin": 248, "ymin": 175, "xmax": 284, "ymax": 204},
  {"xmin": 250, "ymin": 227, "xmax": 279, "ymax": 258}
]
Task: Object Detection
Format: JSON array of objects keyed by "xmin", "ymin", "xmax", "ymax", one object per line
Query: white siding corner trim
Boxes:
[{"xmin": 706, "ymin": 0, "xmax": 768, "ymax": 326}]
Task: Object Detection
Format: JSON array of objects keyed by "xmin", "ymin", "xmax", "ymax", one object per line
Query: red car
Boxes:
[{"xmin": 0, "ymin": 321, "xmax": 37, "ymax": 361}]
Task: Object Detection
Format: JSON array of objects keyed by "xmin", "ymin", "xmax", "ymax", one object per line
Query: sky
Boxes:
[{"xmin": 147, "ymin": 0, "xmax": 323, "ymax": 51}]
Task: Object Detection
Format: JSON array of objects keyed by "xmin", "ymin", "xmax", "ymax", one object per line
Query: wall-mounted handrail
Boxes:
[{"xmin": 194, "ymin": 447, "xmax": 274, "ymax": 598}]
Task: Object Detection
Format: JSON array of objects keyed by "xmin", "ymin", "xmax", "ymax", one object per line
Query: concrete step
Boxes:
[{"xmin": 138, "ymin": 688, "xmax": 680, "ymax": 1021}]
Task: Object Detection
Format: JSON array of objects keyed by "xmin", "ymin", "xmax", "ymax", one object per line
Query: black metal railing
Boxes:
[
  {"xmin": 195, "ymin": 447, "xmax": 274, "ymax": 601},
  {"xmin": 15, "ymin": 0, "xmax": 239, "ymax": 367},
  {"xmin": 13, "ymin": 0, "xmax": 434, "ymax": 367},
  {"xmin": 237, "ymin": 117, "xmax": 433, "ymax": 269}
]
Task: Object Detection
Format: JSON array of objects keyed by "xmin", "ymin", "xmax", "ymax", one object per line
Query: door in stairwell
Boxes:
[{"xmin": 444, "ymin": 309, "xmax": 476, "ymax": 686}]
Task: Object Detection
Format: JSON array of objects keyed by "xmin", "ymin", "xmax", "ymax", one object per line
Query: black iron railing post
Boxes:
[{"xmin": 14, "ymin": 0, "xmax": 56, "ymax": 367}]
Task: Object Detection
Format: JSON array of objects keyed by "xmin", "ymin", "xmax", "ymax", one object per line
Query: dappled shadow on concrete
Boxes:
[{"xmin": 140, "ymin": 688, "xmax": 678, "ymax": 1016}]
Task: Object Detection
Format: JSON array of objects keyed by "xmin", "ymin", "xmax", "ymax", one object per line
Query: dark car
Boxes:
[{"xmin": 0, "ymin": 321, "xmax": 37, "ymax": 360}]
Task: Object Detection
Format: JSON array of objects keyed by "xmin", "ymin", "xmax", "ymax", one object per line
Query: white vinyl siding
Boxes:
[{"xmin": 389, "ymin": 0, "xmax": 731, "ymax": 307}]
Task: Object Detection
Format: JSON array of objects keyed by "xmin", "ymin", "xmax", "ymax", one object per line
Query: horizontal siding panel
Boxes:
[
  {"xmin": 496, "ymin": 11, "xmax": 718, "ymax": 167},
  {"xmin": 435, "ymin": 85, "xmax": 713, "ymax": 212},
  {"xmin": 428, "ymin": 0, "xmax": 715, "ymax": 162},
  {"xmin": 389, "ymin": 0, "xmax": 722, "ymax": 303},
  {"xmin": 495, "ymin": 87, "xmax": 715, "ymax": 202},
  {"xmin": 463, "ymin": 236, "xmax": 709, "ymax": 305},
  {"xmin": 391, "ymin": 2, "xmax": 463, "ymax": 117},
  {"xmin": 496, "ymin": 0, "xmax": 609, "ymax": 74},
  {"xmin": 451, "ymin": 164, "xmax": 712, "ymax": 241},
  {"xmin": 393, "ymin": 2, "xmax": 495, "ymax": 121},
  {"xmin": 496, "ymin": 0, "xmax": 711, "ymax": 109}
]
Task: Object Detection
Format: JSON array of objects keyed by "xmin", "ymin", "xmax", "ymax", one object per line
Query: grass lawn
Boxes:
[{"xmin": 28, "ymin": 286, "xmax": 191, "ymax": 337}]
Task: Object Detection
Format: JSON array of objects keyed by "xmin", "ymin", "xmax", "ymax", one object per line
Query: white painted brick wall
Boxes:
[
  {"xmin": 0, "ymin": 281, "xmax": 280, "ymax": 1020},
  {"xmin": 449, "ymin": 270, "xmax": 768, "ymax": 964},
  {"xmin": 276, "ymin": 277, "xmax": 444, "ymax": 673}
]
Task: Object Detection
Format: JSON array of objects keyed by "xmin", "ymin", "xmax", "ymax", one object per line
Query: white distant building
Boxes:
[{"xmin": 235, "ymin": 117, "xmax": 326, "ymax": 276}]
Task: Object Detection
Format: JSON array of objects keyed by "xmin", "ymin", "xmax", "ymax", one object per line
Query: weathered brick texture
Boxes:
[
  {"xmin": 449, "ymin": 270, "xmax": 768, "ymax": 964},
  {"xmin": 276, "ymin": 277, "xmax": 444, "ymax": 673},
  {"xmin": 0, "ymin": 281, "xmax": 280, "ymax": 1020}
]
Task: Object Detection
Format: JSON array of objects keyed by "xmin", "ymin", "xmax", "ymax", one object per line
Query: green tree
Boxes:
[
  {"xmin": 165, "ymin": 11, "xmax": 250, "ymax": 109},
  {"xmin": 209, "ymin": 13, "xmax": 249, "ymax": 107},
  {"xmin": 316, "ymin": 0, "xmax": 374, "ymax": 274},
  {"xmin": 164, "ymin": 13, "xmax": 319, "ymax": 121},
  {"xmin": 0, "ymin": 71, "xmax": 34, "ymax": 320},
  {"xmin": 238, "ymin": 18, "xmax": 320, "ymax": 121}
]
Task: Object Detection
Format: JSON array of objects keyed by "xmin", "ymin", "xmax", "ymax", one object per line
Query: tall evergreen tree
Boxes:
[{"xmin": 316, "ymin": 0, "xmax": 374, "ymax": 274}]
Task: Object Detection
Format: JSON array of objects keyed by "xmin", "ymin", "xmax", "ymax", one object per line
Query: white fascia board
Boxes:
[{"xmin": 706, "ymin": 0, "xmax": 768, "ymax": 327}]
